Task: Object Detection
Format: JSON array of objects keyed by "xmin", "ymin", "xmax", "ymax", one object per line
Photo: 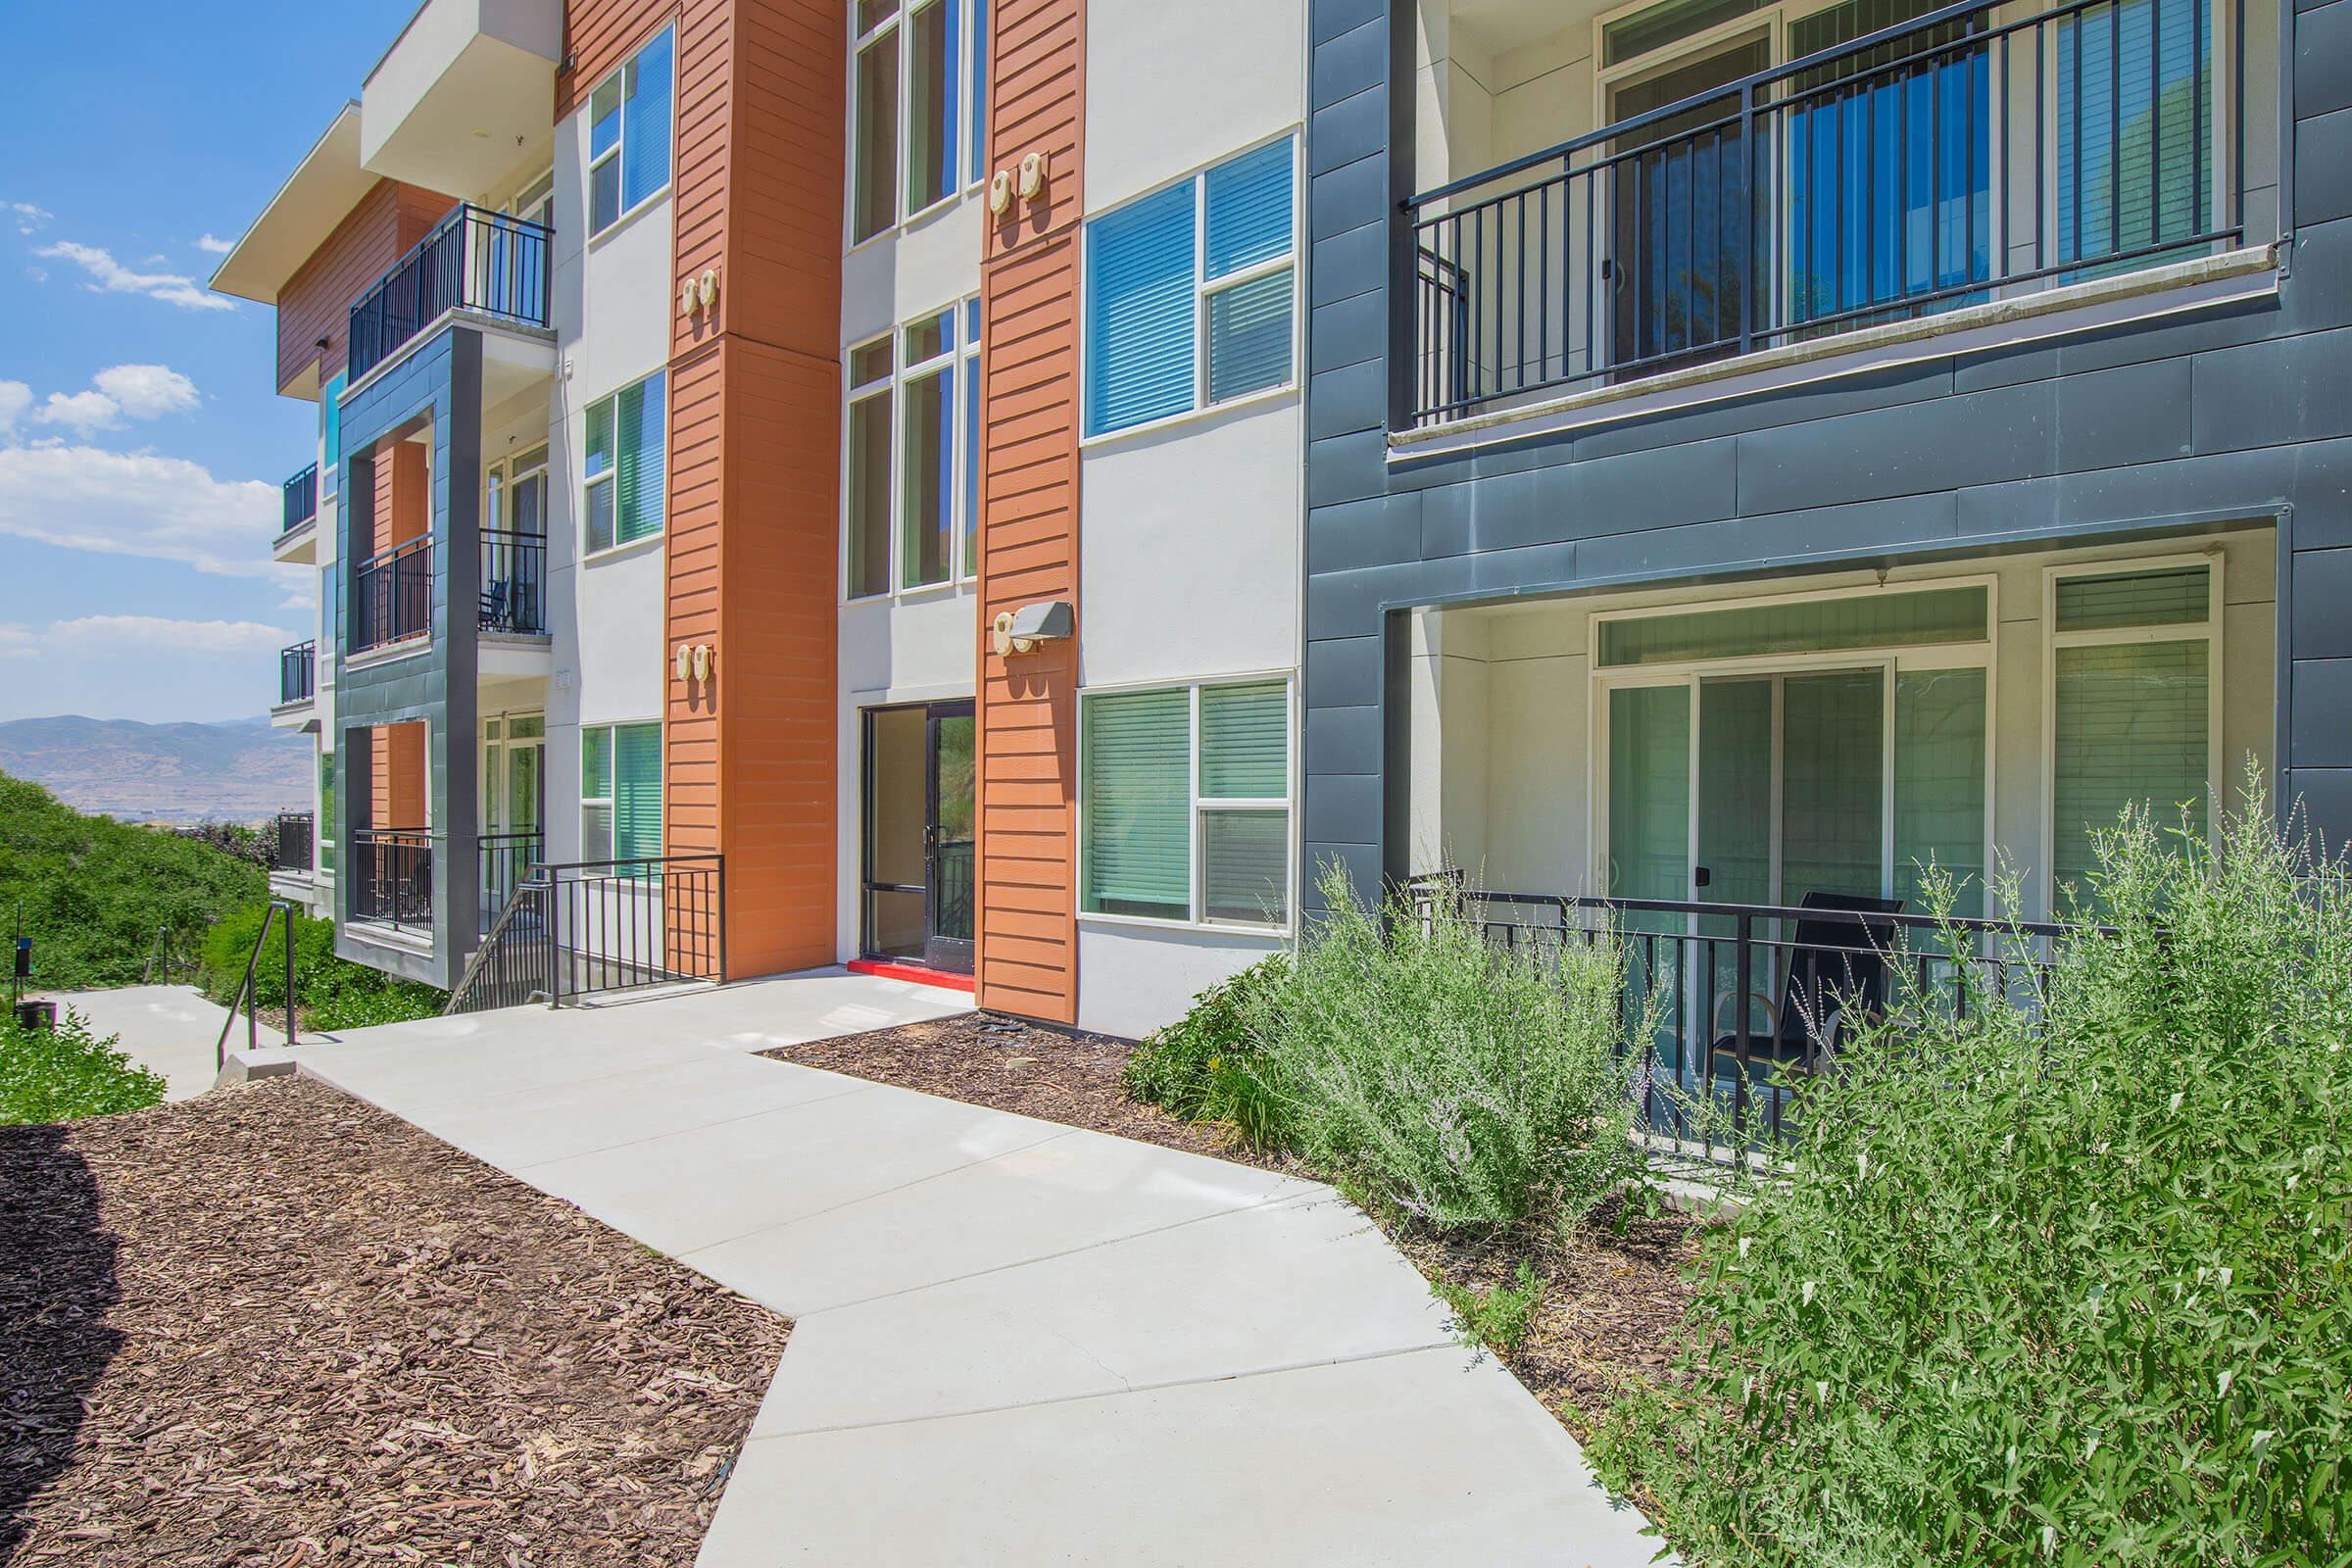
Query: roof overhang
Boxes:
[
  {"xmin": 208, "ymin": 104, "xmax": 374, "ymax": 307},
  {"xmin": 360, "ymin": 0, "xmax": 560, "ymax": 196}
]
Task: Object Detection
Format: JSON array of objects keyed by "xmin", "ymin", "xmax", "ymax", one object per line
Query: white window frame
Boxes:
[
  {"xmin": 580, "ymin": 371, "xmax": 665, "ymax": 563},
  {"xmin": 1075, "ymin": 672, "xmax": 1299, "ymax": 935},
  {"xmin": 841, "ymin": 299, "xmax": 981, "ymax": 602},
  {"xmin": 1077, "ymin": 131, "xmax": 1303, "ymax": 447},
  {"xmin": 848, "ymin": 0, "xmax": 991, "ymax": 247},
  {"xmin": 2039, "ymin": 549, "xmax": 2225, "ymax": 906},
  {"xmin": 579, "ymin": 717, "xmax": 662, "ymax": 866},
  {"xmin": 1585, "ymin": 572, "xmax": 2001, "ymax": 913},
  {"xmin": 586, "ymin": 25, "xmax": 676, "ymax": 241}
]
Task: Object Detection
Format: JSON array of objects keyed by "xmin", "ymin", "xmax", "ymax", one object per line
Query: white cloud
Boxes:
[
  {"xmin": 8, "ymin": 202, "xmax": 50, "ymax": 236},
  {"xmin": 0, "ymin": 624, "xmax": 35, "ymax": 660},
  {"xmin": 92, "ymin": 364, "xmax": 200, "ymax": 419},
  {"xmin": 48, "ymin": 615, "xmax": 290, "ymax": 656},
  {"xmin": 195, "ymin": 232, "xmax": 234, "ymax": 255},
  {"xmin": 0, "ymin": 382, "xmax": 29, "ymax": 434},
  {"xmin": 0, "ymin": 443, "xmax": 285, "ymax": 579},
  {"xmin": 34, "ymin": 390, "xmax": 121, "ymax": 435},
  {"xmin": 33, "ymin": 241, "xmax": 234, "ymax": 313}
]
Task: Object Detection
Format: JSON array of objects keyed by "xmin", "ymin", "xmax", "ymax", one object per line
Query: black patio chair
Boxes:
[
  {"xmin": 480, "ymin": 579, "xmax": 513, "ymax": 632},
  {"xmin": 1708, "ymin": 890, "xmax": 1904, "ymax": 1084}
]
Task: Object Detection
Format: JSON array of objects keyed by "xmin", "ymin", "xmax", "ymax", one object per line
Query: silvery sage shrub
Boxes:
[
  {"xmin": 1236, "ymin": 862, "xmax": 1642, "ymax": 1233},
  {"xmin": 1593, "ymin": 769, "xmax": 2352, "ymax": 1566}
]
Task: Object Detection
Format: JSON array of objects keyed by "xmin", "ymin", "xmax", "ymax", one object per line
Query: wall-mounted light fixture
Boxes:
[{"xmin": 991, "ymin": 600, "xmax": 1072, "ymax": 658}]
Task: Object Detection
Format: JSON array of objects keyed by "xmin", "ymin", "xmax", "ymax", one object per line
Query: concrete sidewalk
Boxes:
[
  {"xmin": 276, "ymin": 969, "xmax": 1667, "ymax": 1566},
  {"xmin": 39, "ymin": 985, "xmax": 237, "ymax": 1102}
]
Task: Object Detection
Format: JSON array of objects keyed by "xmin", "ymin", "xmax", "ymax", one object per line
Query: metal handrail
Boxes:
[
  {"xmin": 281, "ymin": 464, "xmax": 318, "ymax": 534},
  {"xmin": 347, "ymin": 203, "xmax": 554, "ymax": 383},
  {"xmin": 214, "ymin": 898, "xmax": 298, "ymax": 1070}
]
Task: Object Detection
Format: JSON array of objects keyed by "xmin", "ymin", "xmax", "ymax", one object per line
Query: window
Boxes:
[
  {"xmin": 1084, "ymin": 137, "xmax": 1297, "ymax": 437},
  {"xmin": 320, "ymin": 371, "xmax": 346, "ymax": 502},
  {"xmin": 588, "ymin": 25, "xmax": 675, "ymax": 236},
  {"xmin": 318, "ymin": 750, "xmax": 337, "ymax": 873},
  {"xmin": 583, "ymin": 371, "xmax": 666, "ymax": 555},
  {"xmin": 2047, "ymin": 559, "xmax": 2219, "ymax": 903},
  {"xmin": 1082, "ymin": 679, "xmax": 1292, "ymax": 927},
  {"xmin": 844, "ymin": 302, "xmax": 981, "ymax": 597},
  {"xmin": 581, "ymin": 721, "xmax": 662, "ymax": 864},
  {"xmin": 852, "ymin": 0, "xmax": 990, "ymax": 243}
]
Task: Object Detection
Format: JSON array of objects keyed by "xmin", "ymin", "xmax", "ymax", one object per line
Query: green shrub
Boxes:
[
  {"xmin": 0, "ymin": 772, "xmax": 267, "ymax": 991},
  {"xmin": 198, "ymin": 903, "xmax": 444, "ymax": 1030},
  {"xmin": 1243, "ymin": 862, "xmax": 1640, "ymax": 1234},
  {"xmin": 1434, "ymin": 1261, "xmax": 1546, "ymax": 1356},
  {"xmin": 1123, "ymin": 955, "xmax": 1293, "ymax": 1146},
  {"xmin": 1592, "ymin": 774, "xmax": 2352, "ymax": 1566},
  {"xmin": 0, "ymin": 1006, "xmax": 167, "ymax": 1124}
]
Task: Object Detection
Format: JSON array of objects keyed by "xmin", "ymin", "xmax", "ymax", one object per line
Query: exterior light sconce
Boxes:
[
  {"xmin": 991, "ymin": 600, "xmax": 1072, "ymax": 658},
  {"xmin": 680, "ymin": 268, "xmax": 719, "ymax": 318},
  {"xmin": 1017, "ymin": 151, "xmax": 1049, "ymax": 202},
  {"xmin": 988, "ymin": 169, "xmax": 1013, "ymax": 215},
  {"xmin": 673, "ymin": 643, "xmax": 715, "ymax": 681}
]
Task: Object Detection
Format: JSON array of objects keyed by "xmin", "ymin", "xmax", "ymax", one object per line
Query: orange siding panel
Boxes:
[
  {"xmin": 276, "ymin": 181, "xmax": 457, "ymax": 396},
  {"xmin": 974, "ymin": 0, "xmax": 1084, "ymax": 1023}
]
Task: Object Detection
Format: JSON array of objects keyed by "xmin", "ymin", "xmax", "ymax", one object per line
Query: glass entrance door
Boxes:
[
  {"xmin": 862, "ymin": 701, "xmax": 976, "ymax": 975},
  {"xmin": 480, "ymin": 714, "xmax": 546, "ymax": 919}
]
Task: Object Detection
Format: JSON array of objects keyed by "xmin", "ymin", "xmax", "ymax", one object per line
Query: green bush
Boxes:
[
  {"xmin": 1592, "ymin": 775, "xmax": 2352, "ymax": 1566},
  {"xmin": 1123, "ymin": 955, "xmax": 1294, "ymax": 1147},
  {"xmin": 198, "ymin": 903, "xmax": 444, "ymax": 1030},
  {"xmin": 0, "ymin": 772, "xmax": 267, "ymax": 991},
  {"xmin": 1434, "ymin": 1261, "xmax": 1546, "ymax": 1357},
  {"xmin": 0, "ymin": 1006, "xmax": 167, "ymax": 1124}
]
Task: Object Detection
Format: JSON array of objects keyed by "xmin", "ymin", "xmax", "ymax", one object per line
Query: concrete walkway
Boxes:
[
  {"xmin": 38, "ymin": 985, "xmax": 237, "ymax": 1102},
  {"xmin": 265, "ymin": 970, "xmax": 1666, "ymax": 1566}
]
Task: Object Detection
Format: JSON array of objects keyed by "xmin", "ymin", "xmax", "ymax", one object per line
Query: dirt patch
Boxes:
[
  {"xmin": 1, "ymin": 1075, "xmax": 787, "ymax": 1567},
  {"xmin": 763, "ymin": 1012, "xmax": 1703, "ymax": 1438}
]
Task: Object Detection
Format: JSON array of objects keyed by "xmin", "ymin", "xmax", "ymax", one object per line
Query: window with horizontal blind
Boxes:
[
  {"xmin": 588, "ymin": 26, "xmax": 674, "ymax": 236},
  {"xmin": 1084, "ymin": 136, "xmax": 1297, "ymax": 437},
  {"xmin": 581, "ymin": 720, "xmax": 662, "ymax": 865},
  {"xmin": 2047, "ymin": 559, "xmax": 2218, "ymax": 906},
  {"xmin": 1082, "ymin": 678, "xmax": 1293, "ymax": 927},
  {"xmin": 583, "ymin": 371, "xmax": 666, "ymax": 555}
]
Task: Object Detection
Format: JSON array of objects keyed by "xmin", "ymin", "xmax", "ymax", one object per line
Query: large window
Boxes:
[
  {"xmin": 318, "ymin": 750, "xmax": 336, "ymax": 873},
  {"xmin": 581, "ymin": 721, "xmax": 662, "ymax": 864},
  {"xmin": 1081, "ymin": 679, "xmax": 1293, "ymax": 928},
  {"xmin": 852, "ymin": 0, "xmax": 990, "ymax": 243},
  {"xmin": 2047, "ymin": 559, "xmax": 2220, "ymax": 902},
  {"xmin": 845, "ymin": 300, "xmax": 982, "ymax": 597},
  {"xmin": 1083, "ymin": 137, "xmax": 1297, "ymax": 437},
  {"xmin": 588, "ymin": 26, "xmax": 675, "ymax": 236},
  {"xmin": 583, "ymin": 371, "xmax": 667, "ymax": 556}
]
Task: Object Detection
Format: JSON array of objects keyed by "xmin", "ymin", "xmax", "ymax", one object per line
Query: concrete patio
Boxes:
[{"xmin": 248, "ymin": 968, "xmax": 1666, "ymax": 1565}]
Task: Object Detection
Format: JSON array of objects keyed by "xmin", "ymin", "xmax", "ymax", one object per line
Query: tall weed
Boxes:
[{"xmin": 1593, "ymin": 770, "xmax": 2352, "ymax": 1565}]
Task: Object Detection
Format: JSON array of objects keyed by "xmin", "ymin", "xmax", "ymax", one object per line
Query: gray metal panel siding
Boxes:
[
  {"xmin": 1301, "ymin": 0, "xmax": 2352, "ymax": 900},
  {"xmin": 329, "ymin": 327, "xmax": 486, "ymax": 988}
]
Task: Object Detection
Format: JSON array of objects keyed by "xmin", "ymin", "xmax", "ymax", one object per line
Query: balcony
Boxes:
[
  {"xmin": 348, "ymin": 204, "xmax": 552, "ymax": 385},
  {"xmin": 1401, "ymin": 0, "xmax": 2268, "ymax": 433},
  {"xmin": 276, "ymin": 640, "xmax": 317, "ymax": 714},
  {"xmin": 353, "ymin": 536, "xmax": 432, "ymax": 655},
  {"xmin": 271, "ymin": 811, "xmax": 316, "ymax": 875},
  {"xmin": 275, "ymin": 463, "xmax": 319, "ymax": 563},
  {"xmin": 351, "ymin": 828, "xmax": 436, "ymax": 939},
  {"xmin": 479, "ymin": 529, "xmax": 547, "ymax": 636}
]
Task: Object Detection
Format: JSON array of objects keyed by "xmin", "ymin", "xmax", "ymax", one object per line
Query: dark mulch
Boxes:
[
  {"xmin": 764, "ymin": 1011, "xmax": 1703, "ymax": 1438},
  {"xmin": 1, "ymin": 1075, "xmax": 787, "ymax": 1567}
]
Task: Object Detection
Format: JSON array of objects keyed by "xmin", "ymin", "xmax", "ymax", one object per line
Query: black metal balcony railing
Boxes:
[
  {"xmin": 1408, "ymin": 875, "xmax": 2090, "ymax": 1160},
  {"xmin": 347, "ymin": 204, "xmax": 554, "ymax": 384},
  {"xmin": 278, "ymin": 640, "xmax": 316, "ymax": 706},
  {"xmin": 353, "ymin": 535, "xmax": 432, "ymax": 652},
  {"xmin": 479, "ymin": 530, "xmax": 548, "ymax": 635},
  {"xmin": 351, "ymin": 829, "xmax": 435, "ymax": 936},
  {"xmin": 447, "ymin": 854, "xmax": 727, "ymax": 1014},
  {"xmin": 478, "ymin": 830, "xmax": 545, "ymax": 925},
  {"xmin": 1403, "ymin": 0, "xmax": 2244, "ymax": 426},
  {"xmin": 281, "ymin": 464, "xmax": 318, "ymax": 536},
  {"xmin": 271, "ymin": 811, "xmax": 314, "ymax": 874}
]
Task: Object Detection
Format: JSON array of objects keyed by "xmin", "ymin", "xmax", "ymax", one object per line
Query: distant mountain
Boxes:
[{"xmin": 0, "ymin": 715, "xmax": 313, "ymax": 826}]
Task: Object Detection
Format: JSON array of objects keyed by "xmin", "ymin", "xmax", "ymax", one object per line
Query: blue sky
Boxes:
[{"xmin": 0, "ymin": 1, "xmax": 420, "ymax": 723}]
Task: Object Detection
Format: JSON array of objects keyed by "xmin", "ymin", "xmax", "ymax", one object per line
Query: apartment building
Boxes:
[
  {"xmin": 217, "ymin": 0, "xmax": 1311, "ymax": 1036},
  {"xmin": 1295, "ymin": 0, "xmax": 2349, "ymax": 1102}
]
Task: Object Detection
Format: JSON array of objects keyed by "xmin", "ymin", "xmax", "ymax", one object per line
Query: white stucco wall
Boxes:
[{"xmin": 1084, "ymin": 0, "xmax": 1306, "ymax": 213}]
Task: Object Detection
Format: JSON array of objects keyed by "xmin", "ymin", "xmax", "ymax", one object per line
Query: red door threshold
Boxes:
[{"xmin": 847, "ymin": 958, "xmax": 977, "ymax": 994}]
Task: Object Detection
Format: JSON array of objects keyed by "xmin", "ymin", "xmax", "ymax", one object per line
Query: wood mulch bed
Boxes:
[
  {"xmin": 763, "ymin": 1010, "xmax": 1704, "ymax": 1439},
  {"xmin": 1, "ymin": 1075, "xmax": 787, "ymax": 1567}
]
